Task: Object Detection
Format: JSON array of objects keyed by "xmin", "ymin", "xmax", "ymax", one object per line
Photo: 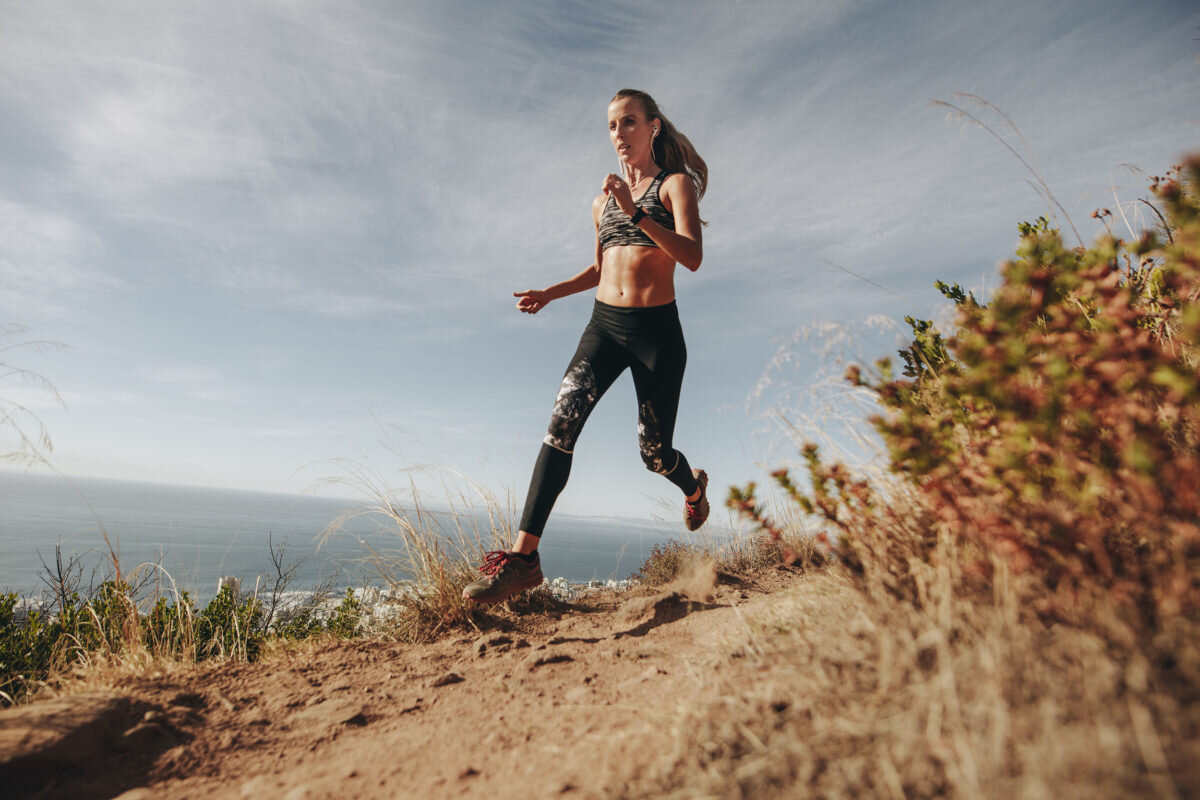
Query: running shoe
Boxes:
[
  {"xmin": 462, "ymin": 550, "xmax": 544, "ymax": 604},
  {"xmin": 684, "ymin": 469, "xmax": 710, "ymax": 531}
]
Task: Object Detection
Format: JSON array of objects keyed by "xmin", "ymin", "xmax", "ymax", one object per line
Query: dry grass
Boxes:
[
  {"xmin": 633, "ymin": 524, "xmax": 827, "ymax": 588},
  {"xmin": 316, "ymin": 458, "xmax": 517, "ymax": 642},
  {"xmin": 619, "ymin": 557, "xmax": 1200, "ymax": 799},
  {"xmin": 674, "ymin": 152, "xmax": 1200, "ymax": 796}
]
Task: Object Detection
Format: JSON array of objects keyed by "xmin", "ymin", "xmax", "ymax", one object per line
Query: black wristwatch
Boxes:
[{"xmin": 629, "ymin": 208, "xmax": 647, "ymax": 226}]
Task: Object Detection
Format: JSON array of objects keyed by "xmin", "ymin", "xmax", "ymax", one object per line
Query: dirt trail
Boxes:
[{"xmin": 2, "ymin": 565, "xmax": 799, "ymax": 799}]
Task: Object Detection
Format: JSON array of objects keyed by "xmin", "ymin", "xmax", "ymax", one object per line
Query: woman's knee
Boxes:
[
  {"xmin": 637, "ymin": 399, "xmax": 674, "ymax": 473},
  {"xmin": 639, "ymin": 442, "xmax": 668, "ymax": 473}
]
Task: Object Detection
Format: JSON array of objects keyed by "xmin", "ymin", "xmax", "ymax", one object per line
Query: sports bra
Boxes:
[{"xmin": 597, "ymin": 170, "xmax": 676, "ymax": 251}]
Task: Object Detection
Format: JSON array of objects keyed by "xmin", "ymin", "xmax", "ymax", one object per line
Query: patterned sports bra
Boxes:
[{"xmin": 597, "ymin": 170, "xmax": 675, "ymax": 251}]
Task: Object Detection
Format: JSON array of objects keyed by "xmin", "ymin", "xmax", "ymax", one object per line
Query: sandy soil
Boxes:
[{"xmin": 3, "ymin": 563, "xmax": 801, "ymax": 799}]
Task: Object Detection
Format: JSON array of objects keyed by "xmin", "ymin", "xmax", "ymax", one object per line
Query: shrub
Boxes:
[
  {"xmin": 141, "ymin": 592, "xmax": 196, "ymax": 658},
  {"xmin": 732, "ymin": 157, "xmax": 1200, "ymax": 628},
  {"xmin": 326, "ymin": 589, "xmax": 363, "ymax": 638},
  {"xmin": 195, "ymin": 583, "xmax": 263, "ymax": 661},
  {"xmin": 1, "ymin": 574, "xmax": 324, "ymax": 704},
  {"xmin": 631, "ymin": 540, "xmax": 699, "ymax": 586}
]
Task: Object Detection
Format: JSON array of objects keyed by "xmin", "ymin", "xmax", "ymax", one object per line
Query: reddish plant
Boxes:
[{"xmin": 733, "ymin": 157, "xmax": 1200, "ymax": 626}]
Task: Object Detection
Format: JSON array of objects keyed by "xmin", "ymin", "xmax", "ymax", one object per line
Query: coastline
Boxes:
[{"xmin": 0, "ymin": 470, "xmax": 684, "ymax": 599}]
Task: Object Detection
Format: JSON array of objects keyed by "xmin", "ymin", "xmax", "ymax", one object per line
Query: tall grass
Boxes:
[
  {"xmin": 0, "ymin": 323, "xmax": 65, "ymax": 467},
  {"xmin": 315, "ymin": 457, "xmax": 521, "ymax": 641}
]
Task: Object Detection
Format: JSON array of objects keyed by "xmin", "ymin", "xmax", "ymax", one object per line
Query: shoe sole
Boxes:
[
  {"xmin": 685, "ymin": 470, "xmax": 710, "ymax": 532},
  {"xmin": 462, "ymin": 570, "xmax": 545, "ymax": 604}
]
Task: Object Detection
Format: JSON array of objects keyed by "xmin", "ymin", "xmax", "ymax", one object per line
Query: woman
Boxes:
[{"xmin": 463, "ymin": 88, "xmax": 709, "ymax": 604}]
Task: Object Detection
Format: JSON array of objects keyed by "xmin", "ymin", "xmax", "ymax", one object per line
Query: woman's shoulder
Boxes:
[
  {"xmin": 592, "ymin": 191, "xmax": 611, "ymax": 221},
  {"xmin": 657, "ymin": 171, "xmax": 697, "ymax": 207},
  {"xmin": 659, "ymin": 171, "xmax": 694, "ymax": 195}
]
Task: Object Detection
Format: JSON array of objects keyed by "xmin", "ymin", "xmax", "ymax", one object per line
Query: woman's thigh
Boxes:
[
  {"xmin": 543, "ymin": 328, "xmax": 628, "ymax": 453},
  {"xmin": 630, "ymin": 328, "xmax": 687, "ymax": 467}
]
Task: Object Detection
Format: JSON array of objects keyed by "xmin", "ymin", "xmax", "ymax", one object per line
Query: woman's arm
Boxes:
[
  {"xmin": 513, "ymin": 263, "xmax": 600, "ymax": 314},
  {"xmin": 601, "ymin": 172, "xmax": 703, "ymax": 270},
  {"xmin": 513, "ymin": 194, "xmax": 607, "ymax": 314}
]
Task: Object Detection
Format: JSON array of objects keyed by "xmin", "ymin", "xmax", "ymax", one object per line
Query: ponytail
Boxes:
[{"xmin": 612, "ymin": 89, "xmax": 708, "ymax": 205}]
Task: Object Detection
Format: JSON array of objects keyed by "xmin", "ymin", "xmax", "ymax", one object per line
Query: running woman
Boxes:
[{"xmin": 463, "ymin": 89, "xmax": 710, "ymax": 604}]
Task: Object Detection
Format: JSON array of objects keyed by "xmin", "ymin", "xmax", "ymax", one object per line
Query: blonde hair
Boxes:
[{"xmin": 612, "ymin": 88, "xmax": 708, "ymax": 204}]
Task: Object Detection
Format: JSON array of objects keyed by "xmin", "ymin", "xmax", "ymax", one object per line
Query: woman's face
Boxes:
[{"xmin": 608, "ymin": 97, "xmax": 655, "ymax": 165}]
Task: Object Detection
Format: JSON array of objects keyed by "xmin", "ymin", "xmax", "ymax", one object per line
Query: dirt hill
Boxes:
[{"xmin": 1, "ymin": 562, "xmax": 798, "ymax": 799}]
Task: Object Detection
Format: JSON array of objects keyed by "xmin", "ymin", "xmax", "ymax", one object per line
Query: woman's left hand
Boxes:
[
  {"xmin": 602, "ymin": 173, "xmax": 636, "ymax": 216},
  {"xmin": 514, "ymin": 289, "xmax": 550, "ymax": 314}
]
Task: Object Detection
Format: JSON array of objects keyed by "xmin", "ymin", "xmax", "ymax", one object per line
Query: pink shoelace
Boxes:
[{"xmin": 477, "ymin": 550, "xmax": 515, "ymax": 576}]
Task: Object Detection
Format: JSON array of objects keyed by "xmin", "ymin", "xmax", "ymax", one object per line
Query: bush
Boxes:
[
  {"xmin": 326, "ymin": 589, "xmax": 363, "ymax": 638},
  {"xmin": 631, "ymin": 540, "xmax": 698, "ymax": 586},
  {"xmin": 0, "ymin": 572, "xmax": 367, "ymax": 704},
  {"xmin": 732, "ymin": 157, "xmax": 1200, "ymax": 628},
  {"xmin": 195, "ymin": 583, "xmax": 263, "ymax": 661}
]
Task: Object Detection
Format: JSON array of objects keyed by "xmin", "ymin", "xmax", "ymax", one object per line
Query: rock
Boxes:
[
  {"xmin": 475, "ymin": 634, "xmax": 514, "ymax": 657},
  {"xmin": 525, "ymin": 653, "xmax": 575, "ymax": 672},
  {"xmin": 431, "ymin": 672, "xmax": 464, "ymax": 687}
]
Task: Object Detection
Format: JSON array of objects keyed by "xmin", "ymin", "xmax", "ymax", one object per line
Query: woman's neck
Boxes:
[{"xmin": 624, "ymin": 158, "xmax": 661, "ymax": 188}]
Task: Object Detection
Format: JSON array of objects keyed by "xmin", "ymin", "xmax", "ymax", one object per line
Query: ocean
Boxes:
[{"xmin": 0, "ymin": 471, "xmax": 681, "ymax": 601}]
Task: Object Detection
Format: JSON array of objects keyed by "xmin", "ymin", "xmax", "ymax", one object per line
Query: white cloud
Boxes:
[
  {"xmin": 56, "ymin": 389, "xmax": 144, "ymax": 409},
  {"xmin": 281, "ymin": 287, "xmax": 415, "ymax": 318},
  {"xmin": 141, "ymin": 364, "xmax": 243, "ymax": 404},
  {"xmin": 0, "ymin": 197, "xmax": 115, "ymax": 316},
  {"xmin": 1, "ymin": 0, "xmax": 1197, "ymax": 507},
  {"xmin": 234, "ymin": 425, "xmax": 315, "ymax": 439},
  {"xmin": 145, "ymin": 365, "xmax": 225, "ymax": 386}
]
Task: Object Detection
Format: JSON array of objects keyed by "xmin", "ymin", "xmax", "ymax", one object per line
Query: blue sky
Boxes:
[{"xmin": 3, "ymin": 0, "xmax": 1198, "ymax": 525}]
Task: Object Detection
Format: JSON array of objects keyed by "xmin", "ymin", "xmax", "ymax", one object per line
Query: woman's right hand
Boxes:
[
  {"xmin": 602, "ymin": 173, "xmax": 636, "ymax": 216},
  {"xmin": 514, "ymin": 289, "xmax": 550, "ymax": 314}
]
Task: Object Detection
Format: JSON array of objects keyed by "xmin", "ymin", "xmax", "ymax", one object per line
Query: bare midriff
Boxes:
[{"xmin": 595, "ymin": 246, "xmax": 677, "ymax": 307}]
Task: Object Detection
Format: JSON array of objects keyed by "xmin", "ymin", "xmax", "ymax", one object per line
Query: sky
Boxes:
[{"xmin": 2, "ymin": 0, "xmax": 1198, "ymax": 525}]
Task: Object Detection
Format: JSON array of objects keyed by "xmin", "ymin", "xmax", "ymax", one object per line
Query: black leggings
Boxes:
[{"xmin": 519, "ymin": 299, "xmax": 700, "ymax": 537}]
